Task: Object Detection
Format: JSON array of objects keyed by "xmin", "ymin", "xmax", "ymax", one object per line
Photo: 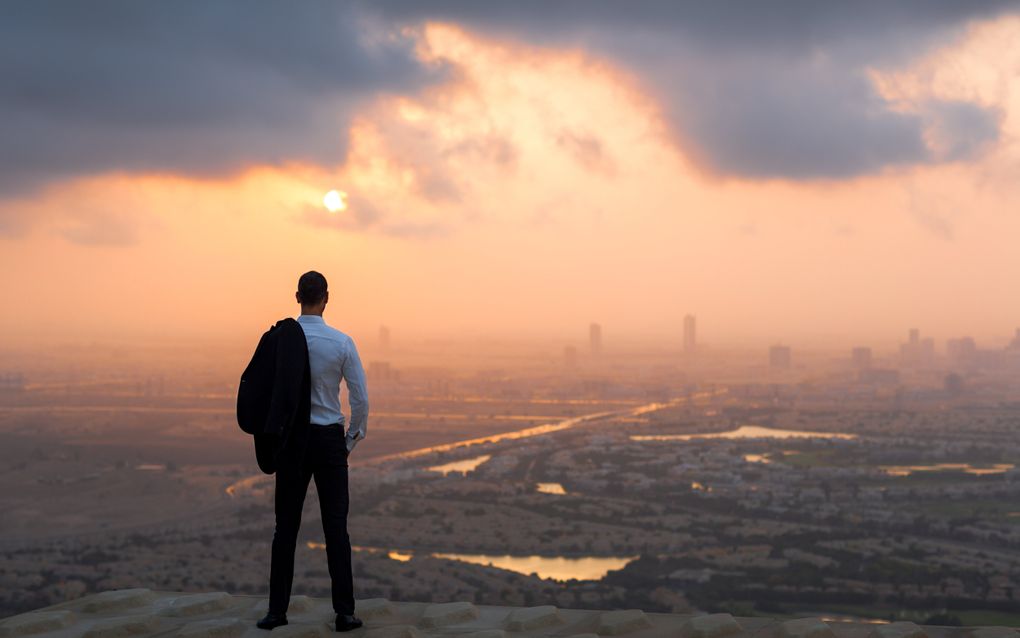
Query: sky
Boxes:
[{"xmin": 2, "ymin": 1, "xmax": 1020, "ymax": 351}]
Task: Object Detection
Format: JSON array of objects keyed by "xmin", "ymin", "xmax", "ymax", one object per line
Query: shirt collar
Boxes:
[{"xmin": 297, "ymin": 314, "xmax": 325, "ymax": 324}]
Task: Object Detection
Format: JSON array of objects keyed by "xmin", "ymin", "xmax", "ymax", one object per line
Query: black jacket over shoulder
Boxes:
[{"xmin": 237, "ymin": 318, "xmax": 311, "ymax": 474}]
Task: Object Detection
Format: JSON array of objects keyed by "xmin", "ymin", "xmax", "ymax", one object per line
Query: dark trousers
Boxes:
[{"xmin": 268, "ymin": 422, "xmax": 354, "ymax": 615}]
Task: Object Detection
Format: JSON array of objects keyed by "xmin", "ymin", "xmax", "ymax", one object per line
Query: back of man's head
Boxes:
[{"xmin": 297, "ymin": 271, "xmax": 328, "ymax": 306}]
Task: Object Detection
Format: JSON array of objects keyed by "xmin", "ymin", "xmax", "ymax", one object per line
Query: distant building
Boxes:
[
  {"xmin": 851, "ymin": 347, "xmax": 872, "ymax": 370},
  {"xmin": 944, "ymin": 372, "xmax": 965, "ymax": 395},
  {"xmin": 368, "ymin": 361, "xmax": 399, "ymax": 383},
  {"xmin": 379, "ymin": 325, "xmax": 391, "ymax": 351},
  {"xmin": 589, "ymin": 323, "xmax": 602, "ymax": 355},
  {"xmin": 900, "ymin": 329, "xmax": 935, "ymax": 366},
  {"xmin": 858, "ymin": 368, "xmax": 900, "ymax": 385},
  {"xmin": 769, "ymin": 345, "xmax": 791, "ymax": 369},
  {"xmin": 1008, "ymin": 328, "xmax": 1020, "ymax": 350},
  {"xmin": 0, "ymin": 372, "xmax": 25, "ymax": 392},
  {"xmin": 946, "ymin": 337, "xmax": 977, "ymax": 362},
  {"xmin": 563, "ymin": 345, "xmax": 578, "ymax": 368},
  {"xmin": 683, "ymin": 314, "xmax": 696, "ymax": 355}
]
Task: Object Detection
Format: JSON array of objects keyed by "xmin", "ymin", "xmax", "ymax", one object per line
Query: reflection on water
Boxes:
[
  {"xmin": 816, "ymin": 615, "xmax": 888, "ymax": 625},
  {"xmin": 536, "ymin": 482, "xmax": 567, "ymax": 495},
  {"xmin": 135, "ymin": 464, "xmax": 166, "ymax": 471},
  {"xmin": 632, "ymin": 425, "xmax": 856, "ymax": 441},
  {"xmin": 427, "ymin": 455, "xmax": 491, "ymax": 475},
  {"xmin": 225, "ymin": 473, "xmax": 272, "ymax": 497},
  {"xmin": 432, "ymin": 553, "xmax": 636, "ymax": 581},
  {"xmin": 881, "ymin": 463, "xmax": 1015, "ymax": 477},
  {"xmin": 376, "ymin": 412, "xmax": 619, "ymax": 463},
  {"xmin": 316, "ymin": 544, "xmax": 635, "ymax": 580},
  {"xmin": 381, "ymin": 396, "xmax": 719, "ymax": 466},
  {"xmin": 743, "ymin": 454, "xmax": 771, "ymax": 464}
]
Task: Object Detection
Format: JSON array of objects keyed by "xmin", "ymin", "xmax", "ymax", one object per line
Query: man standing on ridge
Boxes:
[{"xmin": 258, "ymin": 270, "xmax": 369, "ymax": 633}]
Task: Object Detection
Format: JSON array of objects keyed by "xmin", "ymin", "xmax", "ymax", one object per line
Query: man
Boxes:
[{"xmin": 258, "ymin": 271, "xmax": 369, "ymax": 632}]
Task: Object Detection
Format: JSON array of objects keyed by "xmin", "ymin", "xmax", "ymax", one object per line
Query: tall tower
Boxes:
[
  {"xmin": 683, "ymin": 314, "xmax": 696, "ymax": 354},
  {"xmin": 379, "ymin": 325, "xmax": 391, "ymax": 352},
  {"xmin": 769, "ymin": 345, "xmax": 792, "ymax": 369},
  {"xmin": 589, "ymin": 323, "xmax": 602, "ymax": 355},
  {"xmin": 851, "ymin": 346, "xmax": 872, "ymax": 369}
]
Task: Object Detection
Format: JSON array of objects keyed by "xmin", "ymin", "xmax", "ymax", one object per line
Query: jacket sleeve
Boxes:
[{"xmin": 264, "ymin": 324, "xmax": 306, "ymax": 436}]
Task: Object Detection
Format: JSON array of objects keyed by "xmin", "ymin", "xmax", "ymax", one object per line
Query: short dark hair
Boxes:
[{"xmin": 297, "ymin": 271, "xmax": 328, "ymax": 305}]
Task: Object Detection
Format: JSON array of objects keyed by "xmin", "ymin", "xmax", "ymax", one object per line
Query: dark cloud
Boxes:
[
  {"xmin": 0, "ymin": 1, "xmax": 442, "ymax": 195},
  {"xmin": 1, "ymin": 0, "xmax": 1014, "ymax": 199},
  {"xmin": 364, "ymin": 0, "xmax": 1016, "ymax": 179}
]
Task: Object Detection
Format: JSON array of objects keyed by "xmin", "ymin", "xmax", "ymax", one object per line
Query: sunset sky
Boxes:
[{"xmin": 3, "ymin": 2, "xmax": 1020, "ymax": 350}]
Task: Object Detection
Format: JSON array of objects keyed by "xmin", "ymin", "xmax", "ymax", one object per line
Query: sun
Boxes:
[{"xmin": 323, "ymin": 189, "xmax": 347, "ymax": 213}]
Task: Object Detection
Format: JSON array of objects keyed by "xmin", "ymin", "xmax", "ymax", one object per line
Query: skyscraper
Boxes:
[
  {"xmin": 379, "ymin": 325, "xmax": 391, "ymax": 351},
  {"xmin": 851, "ymin": 347, "xmax": 872, "ymax": 369},
  {"xmin": 589, "ymin": 323, "xmax": 602, "ymax": 355},
  {"xmin": 563, "ymin": 345, "xmax": 578, "ymax": 368},
  {"xmin": 901, "ymin": 329, "xmax": 935, "ymax": 366},
  {"xmin": 769, "ymin": 345, "xmax": 792, "ymax": 369},
  {"xmin": 683, "ymin": 314, "xmax": 696, "ymax": 355}
]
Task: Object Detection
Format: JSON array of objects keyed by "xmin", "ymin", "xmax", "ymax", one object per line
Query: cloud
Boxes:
[
  {"xmin": 0, "ymin": 1, "xmax": 442, "ymax": 196},
  {"xmin": 58, "ymin": 212, "xmax": 138, "ymax": 246},
  {"xmin": 2, "ymin": 0, "xmax": 1012, "ymax": 208},
  {"xmin": 922, "ymin": 99, "xmax": 1001, "ymax": 161},
  {"xmin": 364, "ymin": 0, "xmax": 1014, "ymax": 179},
  {"xmin": 556, "ymin": 130, "xmax": 615, "ymax": 175}
]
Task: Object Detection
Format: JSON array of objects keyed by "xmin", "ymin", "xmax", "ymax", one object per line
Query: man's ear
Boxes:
[
  {"xmin": 324, "ymin": 291, "xmax": 329, "ymax": 304},
  {"xmin": 295, "ymin": 291, "xmax": 301, "ymax": 304}
]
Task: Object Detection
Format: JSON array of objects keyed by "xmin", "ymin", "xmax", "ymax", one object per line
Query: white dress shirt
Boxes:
[{"xmin": 295, "ymin": 314, "xmax": 369, "ymax": 452}]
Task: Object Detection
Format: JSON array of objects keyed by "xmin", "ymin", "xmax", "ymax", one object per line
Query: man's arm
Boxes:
[{"xmin": 341, "ymin": 336, "xmax": 369, "ymax": 452}]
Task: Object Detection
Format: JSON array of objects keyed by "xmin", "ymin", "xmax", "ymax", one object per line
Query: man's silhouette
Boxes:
[{"xmin": 258, "ymin": 271, "xmax": 369, "ymax": 632}]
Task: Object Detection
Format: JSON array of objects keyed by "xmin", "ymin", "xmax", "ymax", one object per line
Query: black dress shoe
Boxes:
[
  {"xmin": 335, "ymin": 614, "xmax": 363, "ymax": 632},
  {"xmin": 256, "ymin": 612, "xmax": 289, "ymax": 630}
]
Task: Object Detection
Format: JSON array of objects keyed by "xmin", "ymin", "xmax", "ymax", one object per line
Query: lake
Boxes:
[
  {"xmin": 431, "ymin": 553, "xmax": 636, "ymax": 581},
  {"xmin": 316, "ymin": 543, "xmax": 636, "ymax": 581},
  {"xmin": 426, "ymin": 454, "xmax": 491, "ymax": 475},
  {"xmin": 632, "ymin": 425, "xmax": 856, "ymax": 441},
  {"xmin": 881, "ymin": 463, "xmax": 1015, "ymax": 477},
  {"xmin": 536, "ymin": 482, "xmax": 567, "ymax": 495}
]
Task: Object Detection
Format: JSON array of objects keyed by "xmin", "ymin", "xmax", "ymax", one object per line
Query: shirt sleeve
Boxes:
[{"xmin": 341, "ymin": 336, "xmax": 369, "ymax": 451}]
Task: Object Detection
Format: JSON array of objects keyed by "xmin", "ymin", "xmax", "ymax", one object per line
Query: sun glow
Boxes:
[{"xmin": 323, "ymin": 189, "xmax": 347, "ymax": 213}]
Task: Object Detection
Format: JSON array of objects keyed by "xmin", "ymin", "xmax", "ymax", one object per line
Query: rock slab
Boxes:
[
  {"xmin": 80, "ymin": 588, "xmax": 157, "ymax": 614},
  {"xmin": 156, "ymin": 592, "xmax": 234, "ymax": 618},
  {"xmin": 0, "ymin": 610, "xmax": 76, "ymax": 637},
  {"xmin": 598, "ymin": 609, "xmax": 652, "ymax": 636},
  {"xmin": 82, "ymin": 614, "xmax": 162, "ymax": 638},
  {"xmin": 366, "ymin": 625, "xmax": 423, "ymax": 638},
  {"xmin": 177, "ymin": 617, "xmax": 247, "ymax": 637},
  {"xmin": 681, "ymin": 614, "xmax": 743, "ymax": 638},
  {"xmin": 420, "ymin": 601, "xmax": 479, "ymax": 628},
  {"xmin": 971, "ymin": 629, "xmax": 1020, "ymax": 638},
  {"xmin": 505, "ymin": 606, "xmax": 563, "ymax": 632},
  {"xmin": 358, "ymin": 599, "xmax": 397, "ymax": 621},
  {"xmin": 871, "ymin": 622, "xmax": 927, "ymax": 638},
  {"xmin": 778, "ymin": 618, "xmax": 835, "ymax": 638}
]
